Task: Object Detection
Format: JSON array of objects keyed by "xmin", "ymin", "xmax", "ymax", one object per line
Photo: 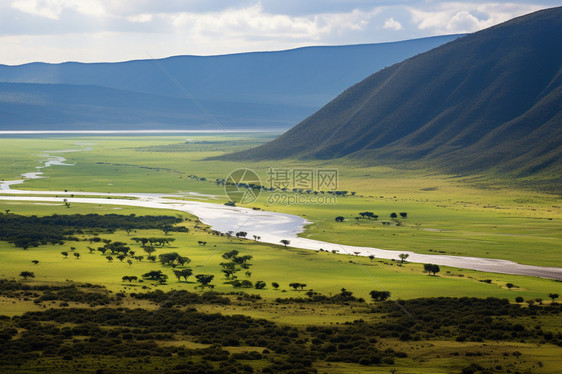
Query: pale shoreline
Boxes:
[{"xmin": 0, "ymin": 129, "xmax": 282, "ymax": 134}]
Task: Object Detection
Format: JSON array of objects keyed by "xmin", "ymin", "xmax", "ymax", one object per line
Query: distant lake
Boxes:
[{"xmin": 0, "ymin": 129, "xmax": 283, "ymax": 137}]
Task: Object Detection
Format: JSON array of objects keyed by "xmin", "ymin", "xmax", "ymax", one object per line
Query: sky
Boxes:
[{"xmin": 0, "ymin": 0, "xmax": 558, "ymax": 65}]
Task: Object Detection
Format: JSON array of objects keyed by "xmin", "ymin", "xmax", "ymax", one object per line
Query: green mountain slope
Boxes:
[{"xmin": 226, "ymin": 7, "xmax": 562, "ymax": 181}]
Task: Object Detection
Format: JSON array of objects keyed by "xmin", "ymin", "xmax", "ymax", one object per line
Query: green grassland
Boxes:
[
  {"xmin": 1, "ymin": 136, "xmax": 560, "ymax": 268},
  {"xmin": 1, "ymin": 202, "xmax": 560, "ymax": 305},
  {"xmin": 1, "ymin": 135, "xmax": 562, "ymax": 373}
]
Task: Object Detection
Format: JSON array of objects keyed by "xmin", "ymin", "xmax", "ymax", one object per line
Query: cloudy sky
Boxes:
[{"xmin": 0, "ymin": 0, "xmax": 558, "ymax": 65}]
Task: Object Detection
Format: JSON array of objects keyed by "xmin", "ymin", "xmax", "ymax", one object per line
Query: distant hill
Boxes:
[
  {"xmin": 0, "ymin": 36, "xmax": 460, "ymax": 130},
  {"xmin": 226, "ymin": 7, "xmax": 562, "ymax": 181}
]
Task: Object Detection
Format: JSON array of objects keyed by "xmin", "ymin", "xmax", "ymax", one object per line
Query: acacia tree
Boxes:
[
  {"xmin": 176, "ymin": 256, "xmax": 191, "ymax": 267},
  {"xmin": 280, "ymin": 239, "xmax": 290, "ymax": 247},
  {"xmin": 424, "ymin": 263, "xmax": 440, "ymax": 275},
  {"xmin": 143, "ymin": 270, "xmax": 168, "ymax": 284},
  {"xmin": 19, "ymin": 271, "xmax": 35, "ymax": 280},
  {"xmin": 73, "ymin": 252, "xmax": 80, "ymax": 259},
  {"xmin": 398, "ymin": 253, "xmax": 409, "ymax": 263},
  {"xmin": 289, "ymin": 282, "xmax": 301, "ymax": 290},
  {"xmin": 429, "ymin": 264, "xmax": 440, "ymax": 275},
  {"xmin": 222, "ymin": 250, "xmax": 239, "ymax": 259},
  {"xmin": 174, "ymin": 269, "xmax": 193, "ymax": 282},
  {"xmin": 235, "ymin": 231, "xmax": 247, "ymax": 238},
  {"xmin": 162, "ymin": 225, "xmax": 174, "ymax": 235},
  {"xmin": 195, "ymin": 274, "xmax": 214, "ymax": 288},
  {"xmin": 272, "ymin": 282, "xmax": 280, "ymax": 290},
  {"xmin": 549, "ymin": 293, "xmax": 559, "ymax": 303},
  {"xmin": 61, "ymin": 251, "xmax": 69, "ymax": 258},
  {"xmin": 143, "ymin": 246, "xmax": 156, "ymax": 255},
  {"xmin": 370, "ymin": 290, "xmax": 391, "ymax": 301}
]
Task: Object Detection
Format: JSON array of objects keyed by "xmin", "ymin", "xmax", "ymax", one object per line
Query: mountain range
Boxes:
[
  {"xmin": 0, "ymin": 35, "xmax": 459, "ymax": 130},
  {"xmin": 226, "ymin": 7, "xmax": 562, "ymax": 182}
]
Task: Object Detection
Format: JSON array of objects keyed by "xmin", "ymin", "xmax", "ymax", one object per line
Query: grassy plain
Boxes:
[
  {"xmin": 1, "ymin": 135, "xmax": 562, "ymax": 373},
  {"xmin": 0, "ymin": 202, "xmax": 561, "ymax": 305},
  {"xmin": 1, "ymin": 136, "xmax": 560, "ymax": 267}
]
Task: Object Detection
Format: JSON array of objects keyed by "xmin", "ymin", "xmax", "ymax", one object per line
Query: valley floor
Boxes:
[{"xmin": 0, "ymin": 135, "xmax": 561, "ymax": 373}]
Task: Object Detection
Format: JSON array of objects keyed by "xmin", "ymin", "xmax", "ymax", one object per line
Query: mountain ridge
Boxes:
[
  {"xmin": 0, "ymin": 35, "xmax": 461, "ymax": 130},
  {"xmin": 224, "ymin": 7, "xmax": 562, "ymax": 181}
]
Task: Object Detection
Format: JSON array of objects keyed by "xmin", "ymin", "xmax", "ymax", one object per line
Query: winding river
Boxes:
[{"xmin": 1, "ymin": 148, "xmax": 561, "ymax": 280}]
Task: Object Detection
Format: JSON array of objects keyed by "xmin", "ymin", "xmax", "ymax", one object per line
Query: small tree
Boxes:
[
  {"xmin": 61, "ymin": 251, "xmax": 69, "ymax": 258},
  {"xmin": 179, "ymin": 269, "xmax": 193, "ymax": 282},
  {"xmin": 174, "ymin": 269, "xmax": 193, "ymax": 282},
  {"xmin": 272, "ymin": 282, "xmax": 280, "ymax": 290},
  {"xmin": 548, "ymin": 293, "xmax": 559, "ymax": 303},
  {"xmin": 195, "ymin": 274, "xmax": 214, "ymax": 289},
  {"xmin": 173, "ymin": 270, "xmax": 182, "ymax": 282},
  {"xmin": 31, "ymin": 260, "xmax": 39, "ymax": 265},
  {"xmin": 390, "ymin": 213, "xmax": 398, "ymax": 219},
  {"xmin": 255, "ymin": 280, "xmax": 266, "ymax": 289},
  {"xmin": 398, "ymin": 253, "xmax": 409, "ymax": 263},
  {"xmin": 176, "ymin": 256, "xmax": 191, "ymax": 267},
  {"xmin": 280, "ymin": 239, "xmax": 290, "ymax": 247},
  {"xmin": 19, "ymin": 271, "xmax": 35, "ymax": 280},
  {"xmin": 236, "ymin": 231, "xmax": 248, "ymax": 238},
  {"xmin": 289, "ymin": 282, "xmax": 301, "ymax": 290},
  {"xmin": 106, "ymin": 255, "xmax": 113, "ymax": 262},
  {"xmin": 127, "ymin": 259, "xmax": 133, "ymax": 266},
  {"xmin": 368, "ymin": 255, "xmax": 375, "ymax": 261},
  {"xmin": 430, "ymin": 264, "xmax": 440, "ymax": 275},
  {"xmin": 335, "ymin": 216, "xmax": 344, "ymax": 222},
  {"xmin": 143, "ymin": 246, "xmax": 156, "ymax": 255},
  {"xmin": 423, "ymin": 263, "xmax": 440, "ymax": 275},
  {"xmin": 515, "ymin": 296, "xmax": 524, "ymax": 303},
  {"xmin": 73, "ymin": 252, "xmax": 80, "ymax": 259},
  {"xmin": 143, "ymin": 270, "xmax": 168, "ymax": 284},
  {"xmin": 399, "ymin": 212, "xmax": 408, "ymax": 218},
  {"xmin": 370, "ymin": 290, "xmax": 391, "ymax": 301}
]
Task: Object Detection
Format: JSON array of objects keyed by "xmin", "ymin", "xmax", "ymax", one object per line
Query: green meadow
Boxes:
[
  {"xmin": 1, "ymin": 135, "xmax": 562, "ymax": 373},
  {"xmin": 0, "ymin": 135, "xmax": 561, "ymax": 301},
  {"xmin": 1, "ymin": 136, "xmax": 560, "ymax": 268},
  {"xmin": 1, "ymin": 202, "xmax": 561, "ymax": 304}
]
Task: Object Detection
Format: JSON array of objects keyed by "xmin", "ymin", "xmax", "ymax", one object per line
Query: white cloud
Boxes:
[
  {"xmin": 168, "ymin": 5, "xmax": 380, "ymax": 42},
  {"xmin": 11, "ymin": 0, "xmax": 105, "ymax": 20},
  {"xmin": 1, "ymin": 1, "xmax": 556, "ymax": 64},
  {"xmin": 408, "ymin": 2, "xmax": 543, "ymax": 34},
  {"xmin": 383, "ymin": 17, "xmax": 402, "ymax": 30},
  {"xmin": 11, "ymin": 0, "xmax": 62, "ymax": 20},
  {"xmin": 128, "ymin": 13, "xmax": 152, "ymax": 23}
]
